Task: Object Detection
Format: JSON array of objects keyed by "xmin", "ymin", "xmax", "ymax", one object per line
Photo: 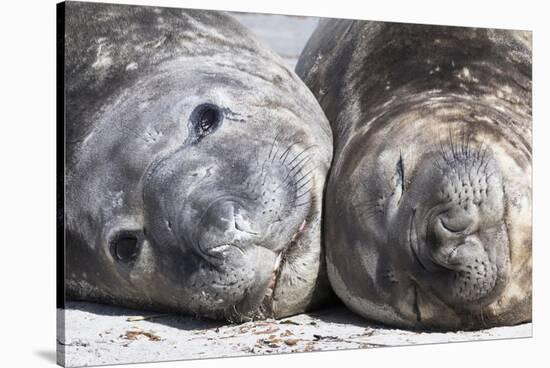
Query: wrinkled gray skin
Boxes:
[
  {"xmin": 64, "ymin": 2, "xmax": 333, "ymax": 322},
  {"xmin": 296, "ymin": 21, "xmax": 531, "ymax": 330}
]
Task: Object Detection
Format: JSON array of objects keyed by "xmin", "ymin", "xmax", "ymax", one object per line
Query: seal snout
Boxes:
[
  {"xmin": 409, "ymin": 148, "xmax": 510, "ymax": 307},
  {"xmin": 428, "ymin": 207, "xmax": 482, "ymax": 270},
  {"xmin": 195, "ymin": 199, "xmax": 259, "ymax": 259},
  {"xmin": 418, "ymin": 205, "xmax": 502, "ymax": 306}
]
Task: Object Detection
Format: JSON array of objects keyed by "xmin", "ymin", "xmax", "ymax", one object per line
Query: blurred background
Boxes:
[{"xmin": 230, "ymin": 12, "xmax": 320, "ymax": 68}]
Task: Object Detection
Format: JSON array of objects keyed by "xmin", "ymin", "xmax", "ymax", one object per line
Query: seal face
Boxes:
[
  {"xmin": 64, "ymin": 2, "xmax": 333, "ymax": 322},
  {"xmin": 296, "ymin": 21, "xmax": 531, "ymax": 330}
]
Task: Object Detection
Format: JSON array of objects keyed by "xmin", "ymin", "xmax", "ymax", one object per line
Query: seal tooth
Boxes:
[{"xmin": 209, "ymin": 244, "xmax": 231, "ymax": 253}]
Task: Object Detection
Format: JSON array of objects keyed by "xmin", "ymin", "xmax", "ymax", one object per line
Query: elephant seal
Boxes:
[
  {"xmin": 296, "ymin": 21, "xmax": 531, "ymax": 330},
  {"xmin": 62, "ymin": 2, "xmax": 333, "ymax": 322}
]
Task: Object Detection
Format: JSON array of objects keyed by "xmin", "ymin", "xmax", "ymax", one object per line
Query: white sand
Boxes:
[{"xmin": 57, "ymin": 301, "xmax": 531, "ymax": 367}]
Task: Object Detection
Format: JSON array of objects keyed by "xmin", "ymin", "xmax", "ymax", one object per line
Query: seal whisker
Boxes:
[
  {"xmin": 460, "ymin": 129, "xmax": 468, "ymax": 157},
  {"xmin": 279, "ymin": 156, "xmax": 312, "ymax": 187},
  {"xmin": 267, "ymin": 130, "xmax": 283, "ymax": 160},
  {"xmin": 289, "ymin": 154, "xmax": 312, "ymax": 174},
  {"xmin": 284, "ymin": 144, "xmax": 317, "ymax": 167},
  {"xmin": 438, "ymin": 128, "xmax": 453, "ymax": 164},
  {"xmin": 448, "ymin": 126, "xmax": 456, "ymax": 161},
  {"xmin": 279, "ymin": 140, "xmax": 303, "ymax": 163},
  {"xmin": 465, "ymin": 130, "xmax": 473, "ymax": 158},
  {"xmin": 293, "ymin": 201, "xmax": 311, "ymax": 208},
  {"xmin": 285, "ymin": 166, "xmax": 309, "ymax": 186},
  {"xmin": 294, "ymin": 178, "xmax": 314, "ymax": 196},
  {"xmin": 283, "ymin": 165, "xmax": 313, "ymax": 197},
  {"xmin": 294, "ymin": 168, "xmax": 315, "ymax": 186}
]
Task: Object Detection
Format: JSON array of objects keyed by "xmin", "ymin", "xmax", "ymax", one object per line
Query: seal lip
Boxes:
[{"xmin": 197, "ymin": 242, "xmax": 246, "ymax": 262}]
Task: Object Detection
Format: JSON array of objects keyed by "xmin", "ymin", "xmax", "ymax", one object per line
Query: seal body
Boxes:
[
  {"xmin": 63, "ymin": 2, "xmax": 333, "ymax": 322},
  {"xmin": 296, "ymin": 20, "xmax": 531, "ymax": 330}
]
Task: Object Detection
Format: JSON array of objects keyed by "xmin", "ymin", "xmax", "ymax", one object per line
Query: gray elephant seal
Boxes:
[
  {"xmin": 296, "ymin": 21, "xmax": 531, "ymax": 330},
  {"xmin": 63, "ymin": 2, "xmax": 333, "ymax": 322}
]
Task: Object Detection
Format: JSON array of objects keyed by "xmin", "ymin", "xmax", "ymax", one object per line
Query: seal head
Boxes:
[
  {"xmin": 297, "ymin": 20, "xmax": 531, "ymax": 329},
  {"xmin": 64, "ymin": 3, "xmax": 332, "ymax": 322}
]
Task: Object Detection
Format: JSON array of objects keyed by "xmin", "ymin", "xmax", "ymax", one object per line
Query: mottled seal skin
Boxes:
[
  {"xmin": 63, "ymin": 2, "xmax": 333, "ymax": 322},
  {"xmin": 296, "ymin": 21, "xmax": 531, "ymax": 330}
]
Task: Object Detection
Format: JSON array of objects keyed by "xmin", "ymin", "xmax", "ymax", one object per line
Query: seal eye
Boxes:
[
  {"xmin": 191, "ymin": 103, "xmax": 223, "ymax": 141},
  {"xmin": 110, "ymin": 233, "xmax": 141, "ymax": 263}
]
